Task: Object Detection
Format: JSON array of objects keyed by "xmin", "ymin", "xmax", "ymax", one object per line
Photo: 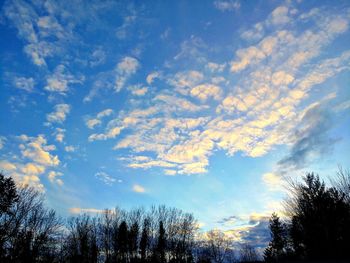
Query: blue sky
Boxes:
[{"xmin": 1, "ymin": 0, "xmax": 350, "ymax": 247}]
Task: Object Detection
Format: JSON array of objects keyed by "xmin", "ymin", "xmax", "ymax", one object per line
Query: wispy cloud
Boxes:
[
  {"xmin": 90, "ymin": 48, "xmax": 106, "ymax": 67},
  {"xmin": 262, "ymin": 173, "xmax": 284, "ymax": 192},
  {"xmin": 3, "ymin": 0, "xmax": 74, "ymax": 66},
  {"xmin": 214, "ymin": 0, "xmax": 240, "ymax": 12},
  {"xmin": 0, "ymin": 136, "xmax": 6, "ymax": 150},
  {"xmin": 146, "ymin": 71, "xmax": 162, "ymax": 84},
  {"xmin": 13, "ymin": 76, "xmax": 35, "ymax": 92},
  {"xmin": 48, "ymin": 171, "xmax": 63, "ymax": 186},
  {"xmin": 95, "ymin": 171, "xmax": 117, "ymax": 186},
  {"xmin": 69, "ymin": 207, "xmax": 106, "ymax": 214}
]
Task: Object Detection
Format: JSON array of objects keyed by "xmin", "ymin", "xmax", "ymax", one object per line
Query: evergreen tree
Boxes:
[
  {"xmin": 154, "ymin": 220, "xmax": 166, "ymax": 263},
  {"xmin": 117, "ymin": 221, "xmax": 129, "ymax": 262},
  {"xmin": 140, "ymin": 218, "xmax": 150, "ymax": 262},
  {"xmin": 286, "ymin": 173, "xmax": 350, "ymax": 260},
  {"xmin": 0, "ymin": 173, "xmax": 18, "ymax": 214},
  {"xmin": 128, "ymin": 221, "xmax": 139, "ymax": 262},
  {"xmin": 264, "ymin": 213, "xmax": 287, "ymax": 262}
]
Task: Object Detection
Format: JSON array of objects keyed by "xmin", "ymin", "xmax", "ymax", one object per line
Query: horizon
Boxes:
[{"xmin": 0, "ymin": 0, "xmax": 350, "ymax": 250}]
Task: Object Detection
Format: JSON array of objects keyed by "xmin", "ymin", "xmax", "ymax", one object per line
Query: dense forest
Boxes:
[{"xmin": 1, "ymin": 168, "xmax": 350, "ymax": 263}]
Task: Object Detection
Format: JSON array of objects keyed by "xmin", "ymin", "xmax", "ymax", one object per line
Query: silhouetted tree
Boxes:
[
  {"xmin": 98, "ymin": 209, "xmax": 114, "ymax": 263},
  {"xmin": 140, "ymin": 218, "xmax": 150, "ymax": 262},
  {"xmin": 128, "ymin": 221, "xmax": 139, "ymax": 262},
  {"xmin": 117, "ymin": 221, "xmax": 129, "ymax": 262},
  {"xmin": 264, "ymin": 213, "xmax": 287, "ymax": 262},
  {"xmin": 0, "ymin": 173, "xmax": 18, "ymax": 260},
  {"xmin": 64, "ymin": 215, "xmax": 98, "ymax": 263},
  {"xmin": 0, "ymin": 173, "xmax": 18, "ymax": 214},
  {"xmin": 202, "ymin": 230, "xmax": 233, "ymax": 263},
  {"xmin": 1, "ymin": 185, "xmax": 60, "ymax": 262},
  {"xmin": 154, "ymin": 221, "xmax": 166, "ymax": 263},
  {"xmin": 239, "ymin": 244, "xmax": 258, "ymax": 262},
  {"xmin": 283, "ymin": 172, "xmax": 350, "ymax": 260}
]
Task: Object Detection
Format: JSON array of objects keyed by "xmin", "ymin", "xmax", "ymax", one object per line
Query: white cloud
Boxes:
[
  {"xmin": 132, "ymin": 184, "xmax": 145, "ymax": 193},
  {"xmin": 64, "ymin": 145, "xmax": 76, "ymax": 152},
  {"xmin": 231, "ymin": 46, "xmax": 266, "ymax": 72},
  {"xmin": 86, "ymin": 108, "xmax": 114, "ymax": 129},
  {"xmin": 69, "ymin": 207, "xmax": 106, "ymax": 214},
  {"xmin": 44, "ymin": 65, "xmax": 83, "ymax": 94},
  {"xmin": 271, "ymin": 71, "xmax": 294, "ymax": 86},
  {"xmin": 0, "ymin": 136, "xmax": 6, "ymax": 150},
  {"xmin": 269, "ymin": 6, "xmax": 290, "ymax": 25},
  {"xmin": 206, "ymin": 62, "xmax": 226, "ymax": 72},
  {"xmin": 3, "ymin": 0, "xmax": 73, "ymax": 66},
  {"xmin": 115, "ymin": 56, "xmax": 140, "ymax": 92},
  {"xmin": 146, "ymin": 71, "xmax": 161, "ymax": 84},
  {"xmin": 129, "ymin": 84, "xmax": 148, "ymax": 96},
  {"xmin": 155, "ymin": 94, "xmax": 207, "ymax": 112},
  {"xmin": 54, "ymin": 128, "xmax": 65, "ymax": 143},
  {"xmin": 46, "ymin": 104, "xmax": 71, "ymax": 124},
  {"xmin": 13, "ymin": 76, "xmax": 35, "ymax": 92},
  {"xmin": 116, "ymin": 14, "xmax": 137, "ymax": 40},
  {"xmin": 214, "ymin": 0, "xmax": 240, "ymax": 12},
  {"xmin": 1, "ymin": 135, "xmax": 61, "ymax": 191},
  {"xmin": 86, "ymin": 119, "xmax": 101, "ymax": 129},
  {"xmin": 95, "ymin": 171, "xmax": 117, "ymax": 185},
  {"xmin": 97, "ymin": 109, "xmax": 113, "ymax": 118},
  {"xmin": 90, "ymin": 48, "xmax": 106, "ymax": 67},
  {"xmin": 174, "ymin": 36, "xmax": 207, "ymax": 62},
  {"xmin": 20, "ymin": 134, "xmax": 59, "ymax": 167},
  {"xmin": 241, "ymin": 23, "xmax": 264, "ymax": 41},
  {"xmin": 48, "ymin": 171, "xmax": 63, "ymax": 186},
  {"xmin": 262, "ymin": 173, "xmax": 284, "ymax": 191},
  {"xmin": 164, "ymin": 169, "xmax": 177, "ymax": 176},
  {"xmin": 3, "ymin": 1, "xmax": 48, "ymax": 66},
  {"xmin": 168, "ymin": 70, "xmax": 204, "ymax": 95},
  {"xmin": 21, "ymin": 163, "xmax": 45, "ymax": 175},
  {"xmin": 334, "ymin": 100, "xmax": 350, "ymax": 112},
  {"xmin": 85, "ymin": 5, "xmax": 350, "ymax": 177},
  {"xmin": 190, "ymin": 84, "xmax": 222, "ymax": 101},
  {"xmin": 0, "ymin": 160, "xmax": 16, "ymax": 171},
  {"xmin": 89, "ymin": 126, "xmax": 123, "ymax": 141}
]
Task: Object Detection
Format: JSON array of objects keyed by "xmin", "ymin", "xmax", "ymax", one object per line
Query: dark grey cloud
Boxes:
[
  {"xmin": 217, "ymin": 215, "xmax": 239, "ymax": 225},
  {"xmin": 239, "ymin": 219, "xmax": 270, "ymax": 250},
  {"xmin": 278, "ymin": 103, "xmax": 339, "ymax": 171},
  {"xmin": 220, "ymin": 214, "xmax": 270, "ymax": 252}
]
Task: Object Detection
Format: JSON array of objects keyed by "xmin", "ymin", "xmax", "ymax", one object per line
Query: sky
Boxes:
[{"xmin": 1, "ymin": 0, "xmax": 350, "ymax": 248}]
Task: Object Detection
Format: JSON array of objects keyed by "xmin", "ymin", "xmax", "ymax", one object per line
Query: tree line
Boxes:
[
  {"xmin": 1, "ymin": 168, "xmax": 350, "ymax": 262},
  {"xmin": 0, "ymin": 172, "xmax": 257, "ymax": 263}
]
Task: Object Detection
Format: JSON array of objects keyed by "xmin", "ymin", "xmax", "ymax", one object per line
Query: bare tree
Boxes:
[
  {"xmin": 1, "ymin": 185, "xmax": 61, "ymax": 262},
  {"xmin": 332, "ymin": 166, "xmax": 350, "ymax": 203},
  {"xmin": 239, "ymin": 244, "xmax": 258, "ymax": 262},
  {"xmin": 63, "ymin": 214, "xmax": 98, "ymax": 263},
  {"xmin": 204, "ymin": 230, "xmax": 234, "ymax": 263},
  {"xmin": 98, "ymin": 209, "xmax": 114, "ymax": 263}
]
